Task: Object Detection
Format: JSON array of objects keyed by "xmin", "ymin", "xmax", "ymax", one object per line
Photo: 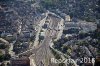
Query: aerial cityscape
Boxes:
[{"xmin": 0, "ymin": 0, "xmax": 100, "ymax": 66}]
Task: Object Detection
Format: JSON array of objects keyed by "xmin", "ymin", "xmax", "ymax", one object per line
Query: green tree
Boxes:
[
  {"xmin": 4, "ymin": 54, "xmax": 11, "ymax": 60},
  {"xmin": 0, "ymin": 55, "xmax": 4, "ymax": 62},
  {"xmin": 0, "ymin": 44, "xmax": 7, "ymax": 49}
]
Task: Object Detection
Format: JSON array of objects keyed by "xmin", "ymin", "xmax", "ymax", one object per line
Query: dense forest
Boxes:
[{"xmin": 40, "ymin": 0, "xmax": 100, "ymax": 22}]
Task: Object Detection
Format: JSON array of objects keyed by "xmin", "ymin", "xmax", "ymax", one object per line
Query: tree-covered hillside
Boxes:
[{"xmin": 40, "ymin": 0, "xmax": 99, "ymax": 22}]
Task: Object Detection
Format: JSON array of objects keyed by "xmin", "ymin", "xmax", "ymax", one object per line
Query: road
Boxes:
[
  {"xmin": 32, "ymin": 11, "xmax": 61, "ymax": 66},
  {"xmin": 33, "ymin": 12, "xmax": 48, "ymax": 47},
  {"xmin": 33, "ymin": 30, "xmax": 52, "ymax": 66}
]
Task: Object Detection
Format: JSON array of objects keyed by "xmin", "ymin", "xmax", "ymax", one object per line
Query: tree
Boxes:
[
  {"xmin": 4, "ymin": 54, "xmax": 11, "ymax": 60},
  {"xmin": 59, "ymin": 63, "xmax": 65, "ymax": 66},
  {"xmin": 0, "ymin": 44, "xmax": 7, "ymax": 49},
  {"xmin": 62, "ymin": 45, "xmax": 68, "ymax": 53},
  {"xmin": 0, "ymin": 55, "xmax": 4, "ymax": 62}
]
